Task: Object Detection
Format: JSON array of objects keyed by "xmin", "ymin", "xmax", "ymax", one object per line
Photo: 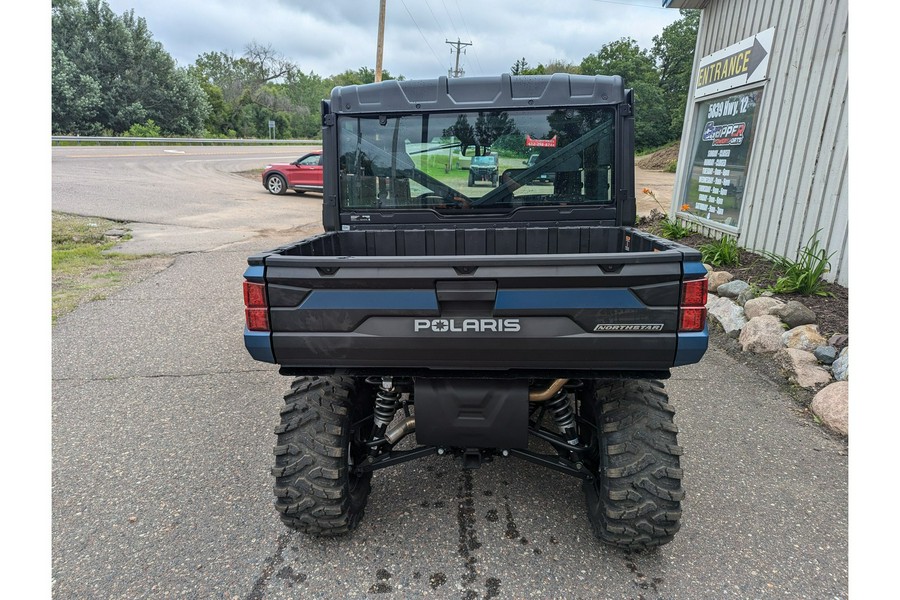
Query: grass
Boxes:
[
  {"xmin": 699, "ymin": 235, "xmax": 741, "ymax": 267},
  {"xmin": 51, "ymin": 213, "xmax": 148, "ymax": 322},
  {"xmin": 762, "ymin": 231, "xmax": 834, "ymax": 296},
  {"xmin": 659, "ymin": 218, "xmax": 693, "ymax": 240}
]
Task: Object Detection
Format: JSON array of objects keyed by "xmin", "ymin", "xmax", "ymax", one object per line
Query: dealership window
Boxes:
[{"xmin": 680, "ymin": 88, "xmax": 763, "ymax": 229}]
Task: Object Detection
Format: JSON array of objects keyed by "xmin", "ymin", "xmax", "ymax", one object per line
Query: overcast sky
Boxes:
[{"xmin": 102, "ymin": 0, "xmax": 683, "ymax": 79}]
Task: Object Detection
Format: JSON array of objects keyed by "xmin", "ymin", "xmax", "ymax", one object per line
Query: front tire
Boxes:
[
  {"xmin": 266, "ymin": 173, "xmax": 287, "ymax": 195},
  {"xmin": 468, "ymin": 172, "xmax": 475, "ymax": 187},
  {"xmin": 581, "ymin": 379, "xmax": 684, "ymax": 550},
  {"xmin": 272, "ymin": 376, "xmax": 374, "ymax": 535}
]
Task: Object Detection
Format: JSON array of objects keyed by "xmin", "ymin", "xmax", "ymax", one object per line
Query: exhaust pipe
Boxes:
[
  {"xmin": 528, "ymin": 379, "xmax": 569, "ymax": 402},
  {"xmin": 384, "ymin": 416, "xmax": 416, "ymax": 445}
]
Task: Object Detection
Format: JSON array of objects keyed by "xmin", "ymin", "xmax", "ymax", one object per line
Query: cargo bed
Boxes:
[{"xmin": 244, "ymin": 226, "xmax": 707, "ymax": 377}]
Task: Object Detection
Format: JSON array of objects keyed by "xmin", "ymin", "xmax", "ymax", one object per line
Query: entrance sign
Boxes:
[{"xmin": 695, "ymin": 28, "xmax": 775, "ymax": 98}]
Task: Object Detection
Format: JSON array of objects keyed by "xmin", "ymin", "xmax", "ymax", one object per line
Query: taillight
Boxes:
[
  {"xmin": 243, "ymin": 281, "xmax": 269, "ymax": 331},
  {"xmin": 679, "ymin": 307, "xmax": 707, "ymax": 332},
  {"xmin": 682, "ymin": 278, "xmax": 708, "ymax": 306},
  {"xmin": 679, "ymin": 278, "xmax": 708, "ymax": 332}
]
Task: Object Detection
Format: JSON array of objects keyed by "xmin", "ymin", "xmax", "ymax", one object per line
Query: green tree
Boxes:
[
  {"xmin": 189, "ymin": 44, "xmax": 303, "ymax": 138},
  {"xmin": 474, "ymin": 112, "xmax": 517, "ymax": 156},
  {"xmin": 444, "ymin": 114, "xmax": 476, "ymax": 156},
  {"xmin": 51, "ymin": 0, "xmax": 209, "ymax": 135},
  {"xmin": 52, "ymin": 39, "xmax": 103, "ymax": 134},
  {"xmin": 580, "ymin": 37, "xmax": 669, "ymax": 150},
  {"xmin": 327, "ymin": 66, "xmax": 402, "ymax": 87},
  {"xmin": 510, "ymin": 58, "xmax": 530, "ymax": 75},
  {"xmin": 534, "ymin": 59, "xmax": 580, "ymax": 75},
  {"xmin": 580, "ymin": 38, "xmax": 657, "ymax": 86},
  {"xmin": 651, "ymin": 9, "xmax": 700, "ymax": 135}
]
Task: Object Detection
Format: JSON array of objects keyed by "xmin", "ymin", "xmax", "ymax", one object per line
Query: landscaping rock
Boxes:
[
  {"xmin": 739, "ymin": 315, "xmax": 784, "ymax": 353},
  {"xmin": 813, "ymin": 345, "xmax": 838, "ymax": 365},
  {"xmin": 716, "ymin": 280, "xmax": 751, "ymax": 300},
  {"xmin": 832, "ymin": 348, "xmax": 849, "ymax": 381},
  {"xmin": 774, "ymin": 348, "xmax": 832, "ymax": 389},
  {"xmin": 811, "ymin": 382, "xmax": 849, "ymax": 436},
  {"xmin": 744, "ymin": 296, "xmax": 784, "ymax": 319},
  {"xmin": 772, "ymin": 301, "xmax": 817, "ymax": 328},
  {"xmin": 706, "ymin": 296, "xmax": 747, "ymax": 338},
  {"xmin": 736, "ymin": 286, "xmax": 756, "ymax": 307},
  {"xmin": 828, "ymin": 334, "xmax": 849, "ymax": 349},
  {"xmin": 707, "ymin": 271, "xmax": 734, "ymax": 293},
  {"xmin": 782, "ymin": 324, "xmax": 827, "ymax": 352}
]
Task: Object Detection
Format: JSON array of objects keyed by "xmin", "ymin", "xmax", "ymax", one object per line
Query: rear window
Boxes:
[{"xmin": 337, "ymin": 107, "xmax": 616, "ymax": 213}]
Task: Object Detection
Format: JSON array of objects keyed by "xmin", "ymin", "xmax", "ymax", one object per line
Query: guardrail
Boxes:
[{"xmin": 51, "ymin": 136, "xmax": 321, "ymax": 146}]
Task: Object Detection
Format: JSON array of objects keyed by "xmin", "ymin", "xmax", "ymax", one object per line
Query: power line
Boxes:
[
  {"xmin": 422, "ymin": 0, "xmax": 447, "ymax": 39},
  {"xmin": 399, "ymin": 0, "xmax": 447, "ymax": 73},
  {"xmin": 452, "ymin": 0, "xmax": 483, "ymax": 74},
  {"xmin": 440, "ymin": 0, "xmax": 461, "ymax": 37}
]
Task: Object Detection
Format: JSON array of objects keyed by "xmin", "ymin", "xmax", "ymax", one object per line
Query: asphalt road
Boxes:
[{"xmin": 51, "ymin": 146, "xmax": 848, "ymax": 599}]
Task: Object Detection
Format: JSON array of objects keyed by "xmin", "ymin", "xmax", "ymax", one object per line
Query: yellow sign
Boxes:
[
  {"xmin": 695, "ymin": 28, "xmax": 774, "ymax": 98},
  {"xmin": 697, "ymin": 48, "xmax": 754, "ymax": 89}
]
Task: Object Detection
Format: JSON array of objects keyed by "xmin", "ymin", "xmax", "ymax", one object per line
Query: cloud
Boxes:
[{"xmin": 104, "ymin": 0, "xmax": 681, "ymax": 78}]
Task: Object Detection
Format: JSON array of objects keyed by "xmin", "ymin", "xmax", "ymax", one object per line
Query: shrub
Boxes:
[
  {"xmin": 700, "ymin": 235, "xmax": 740, "ymax": 267},
  {"xmin": 123, "ymin": 119, "xmax": 161, "ymax": 138},
  {"xmin": 762, "ymin": 231, "xmax": 834, "ymax": 296},
  {"xmin": 659, "ymin": 218, "xmax": 692, "ymax": 240}
]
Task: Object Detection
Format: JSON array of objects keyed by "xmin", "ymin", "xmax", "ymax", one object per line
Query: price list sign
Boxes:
[{"xmin": 683, "ymin": 89, "xmax": 762, "ymax": 227}]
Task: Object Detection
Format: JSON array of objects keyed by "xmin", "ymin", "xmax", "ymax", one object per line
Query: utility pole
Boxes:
[
  {"xmin": 446, "ymin": 38, "xmax": 472, "ymax": 78},
  {"xmin": 375, "ymin": 0, "xmax": 387, "ymax": 82}
]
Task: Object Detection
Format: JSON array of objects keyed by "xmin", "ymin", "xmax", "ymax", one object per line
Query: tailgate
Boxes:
[{"xmin": 249, "ymin": 250, "xmax": 706, "ymax": 376}]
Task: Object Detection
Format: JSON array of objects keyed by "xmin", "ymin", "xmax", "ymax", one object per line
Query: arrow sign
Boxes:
[{"xmin": 695, "ymin": 27, "xmax": 775, "ymax": 98}]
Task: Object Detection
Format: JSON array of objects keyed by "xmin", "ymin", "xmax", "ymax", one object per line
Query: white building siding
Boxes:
[{"xmin": 672, "ymin": 0, "xmax": 848, "ymax": 285}]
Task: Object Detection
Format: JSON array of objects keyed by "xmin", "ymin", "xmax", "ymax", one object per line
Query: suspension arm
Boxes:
[
  {"xmin": 353, "ymin": 446, "xmax": 438, "ymax": 474},
  {"xmin": 527, "ymin": 426, "xmax": 591, "ymax": 455},
  {"xmin": 507, "ymin": 448, "xmax": 593, "ymax": 480}
]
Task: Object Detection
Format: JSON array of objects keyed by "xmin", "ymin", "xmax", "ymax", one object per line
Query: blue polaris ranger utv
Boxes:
[{"xmin": 243, "ymin": 74, "xmax": 708, "ymax": 549}]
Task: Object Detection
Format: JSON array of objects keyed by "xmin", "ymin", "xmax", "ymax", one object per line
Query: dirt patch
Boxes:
[
  {"xmin": 637, "ymin": 142, "xmax": 680, "ymax": 171},
  {"xmin": 237, "ymin": 168, "xmax": 263, "ymax": 182}
]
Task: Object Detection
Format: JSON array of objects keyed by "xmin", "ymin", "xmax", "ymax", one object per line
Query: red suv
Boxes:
[{"xmin": 262, "ymin": 151, "xmax": 323, "ymax": 195}]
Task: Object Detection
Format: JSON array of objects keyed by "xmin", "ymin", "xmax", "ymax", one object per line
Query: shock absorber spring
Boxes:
[
  {"xmin": 546, "ymin": 388, "xmax": 579, "ymax": 446},
  {"xmin": 373, "ymin": 377, "xmax": 402, "ymax": 430}
]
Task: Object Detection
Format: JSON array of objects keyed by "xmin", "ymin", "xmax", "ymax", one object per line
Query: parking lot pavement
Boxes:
[{"xmin": 51, "ymin": 235, "xmax": 848, "ymax": 599}]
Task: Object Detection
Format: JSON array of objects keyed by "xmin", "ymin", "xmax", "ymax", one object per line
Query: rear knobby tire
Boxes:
[
  {"xmin": 581, "ymin": 379, "xmax": 684, "ymax": 550},
  {"xmin": 272, "ymin": 376, "xmax": 373, "ymax": 535}
]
